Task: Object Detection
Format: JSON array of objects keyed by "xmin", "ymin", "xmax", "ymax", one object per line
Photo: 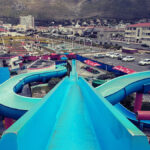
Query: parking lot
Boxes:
[
  {"xmin": 88, "ymin": 52, "xmax": 150, "ymax": 72},
  {"xmin": 83, "ymin": 51, "xmax": 150, "ymax": 102},
  {"xmin": 76, "ymin": 60, "xmax": 105, "ymax": 76}
]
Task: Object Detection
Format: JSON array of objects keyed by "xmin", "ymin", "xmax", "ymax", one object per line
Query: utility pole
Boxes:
[{"xmin": 72, "ymin": 40, "xmax": 73, "ymax": 49}]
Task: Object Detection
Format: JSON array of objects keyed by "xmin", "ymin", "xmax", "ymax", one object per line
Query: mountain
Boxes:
[{"xmin": 0, "ymin": 0, "xmax": 150, "ymax": 21}]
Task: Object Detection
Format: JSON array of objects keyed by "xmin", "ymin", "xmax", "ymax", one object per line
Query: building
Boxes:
[
  {"xmin": 13, "ymin": 24, "xmax": 27, "ymax": 32},
  {"xmin": 96, "ymin": 27, "xmax": 125, "ymax": 45},
  {"xmin": 20, "ymin": 15, "xmax": 34, "ymax": 29},
  {"xmin": 0, "ymin": 54, "xmax": 22, "ymax": 71},
  {"xmin": 125, "ymin": 23, "xmax": 150, "ymax": 46},
  {"xmin": 36, "ymin": 26, "xmax": 49, "ymax": 33},
  {"xmin": 3, "ymin": 24, "xmax": 12, "ymax": 30}
]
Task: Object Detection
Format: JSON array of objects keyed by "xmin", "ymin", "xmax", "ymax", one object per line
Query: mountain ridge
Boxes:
[{"xmin": 0, "ymin": 0, "xmax": 150, "ymax": 20}]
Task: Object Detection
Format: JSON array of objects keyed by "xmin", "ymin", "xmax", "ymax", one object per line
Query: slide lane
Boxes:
[
  {"xmin": 78, "ymin": 77, "xmax": 150, "ymax": 150},
  {"xmin": 0, "ymin": 65, "xmax": 67, "ymax": 119},
  {"xmin": 0, "ymin": 61, "xmax": 150, "ymax": 150},
  {"xmin": 0, "ymin": 75, "xmax": 101, "ymax": 150},
  {"xmin": 96, "ymin": 71, "xmax": 150, "ymax": 126}
]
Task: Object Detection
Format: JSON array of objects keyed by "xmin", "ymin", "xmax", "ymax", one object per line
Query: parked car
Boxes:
[
  {"xmin": 141, "ymin": 44, "xmax": 149, "ymax": 48},
  {"xmin": 118, "ymin": 55, "xmax": 126, "ymax": 60},
  {"xmin": 106, "ymin": 52, "xmax": 114, "ymax": 57},
  {"xmin": 92, "ymin": 69, "xmax": 100, "ymax": 74},
  {"xmin": 138, "ymin": 59, "xmax": 150, "ymax": 65},
  {"xmin": 83, "ymin": 66, "xmax": 100, "ymax": 74},
  {"xmin": 109, "ymin": 53, "xmax": 122, "ymax": 58},
  {"xmin": 94, "ymin": 54, "xmax": 105, "ymax": 59},
  {"xmin": 97, "ymin": 72, "xmax": 116, "ymax": 80},
  {"xmin": 122, "ymin": 56, "xmax": 135, "ymax": 62}
]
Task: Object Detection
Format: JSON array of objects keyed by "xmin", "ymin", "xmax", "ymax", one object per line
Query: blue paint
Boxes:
[
  {"xmin": 0, "ymin": 60, "xmax": 150, "ymax": 149},
  {"xmin": 0, "ymin": 65, "xmax": 67, "ymax": 118},
  {"xmin": 95, "ymin": 71, "xmax": 150, "ymax": 127},
  {"xmin": 76, "ymin": 54, "xmax": 125, "ymax": 76},
  {"xmin": 0, "ymin": 67, "xmax": 10, "ymax": 84}
]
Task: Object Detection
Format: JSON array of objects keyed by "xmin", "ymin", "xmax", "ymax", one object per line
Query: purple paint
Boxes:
[
  {"xmin": 134, "ymin": 92, "xmax": 143, "ymax": 112},
  {"xmin": 4, "ymin": 118, "xmax": 14, "ymax": 129},
  {"xmin": 137, "ymin": 111, "xmax": 150, "ymax": 120}
]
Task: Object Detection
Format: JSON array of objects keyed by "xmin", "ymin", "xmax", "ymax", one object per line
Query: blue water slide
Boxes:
[
  {"xmin": 0, "ymin": 60, "xmax": 150, "ymax": 150},
  {"xmin": 95, "ymin": 71, "xmax": 150, "ymax": 126},
  {"xmin": 0, "ymin": 65, "xmax": 67, "ymax": 119},
  {"xmin": 115, "ymin": 103, "xmax": 150, "ymax": 126}
]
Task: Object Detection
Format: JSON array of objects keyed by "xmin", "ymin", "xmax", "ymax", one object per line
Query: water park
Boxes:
[{"xmin": 0, "ymin": 55, "xmax": 150, "ymax": 150}]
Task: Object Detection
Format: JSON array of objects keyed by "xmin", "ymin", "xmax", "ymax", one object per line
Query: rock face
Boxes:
[{"xmin": 0, "ymin": 0, "xmax": 150, "ymax": 20}]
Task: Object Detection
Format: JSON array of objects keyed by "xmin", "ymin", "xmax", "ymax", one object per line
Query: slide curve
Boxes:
[
  {"xmin": 96, "ymin": 71, "xmax": 150, "ymax": 126},
  {"xmin": 0, "ymin": 65, "xmax": 67, "ymax": 119}
]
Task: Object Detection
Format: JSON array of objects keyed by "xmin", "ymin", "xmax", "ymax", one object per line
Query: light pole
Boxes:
[
  {"xmin": 72, "ymin": 40, "xmax": 74, "ymax": 49},
  {"xmin": 79, "ymin": 39, "xmax": 80, "ymax": 47},
  {"xmin": 90, "ymin": 38, "xmax": 92, "ymax": 49},
  {"xmin": 51, "ymin": 39, "xmax": 54, "ymax": 48}
]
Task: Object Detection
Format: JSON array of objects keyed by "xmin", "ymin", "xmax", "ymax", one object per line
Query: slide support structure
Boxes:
[
  {"xmin": 4, "ymin": 118, "xmax": 14, "ymax": 129},
  {"xmin": 134, "ymin": 92, "xmax": 143, "ymax": 113}
]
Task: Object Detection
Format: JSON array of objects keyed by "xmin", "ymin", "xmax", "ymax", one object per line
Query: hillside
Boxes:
[{"xmin": 0, "ymin": 0, "xmax": 150, "ymax": 20}]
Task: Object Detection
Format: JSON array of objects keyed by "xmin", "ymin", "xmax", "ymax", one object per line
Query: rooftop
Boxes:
[
  {"xmin": 128, "ymin": 23, "xmax": 150, "ymax": 28},
  {"xmin": 0, "ymin": 54, "xmax": 17, "ymax": 58},
  {"xmin": 28, "ymin": 59, "xmax": 54, "ymax": 69}
]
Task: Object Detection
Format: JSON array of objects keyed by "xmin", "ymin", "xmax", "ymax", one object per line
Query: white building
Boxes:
[
  {"xmin": 3, "ymin": 24, "xmax": 12, "ymax": 30},
  {"xmin": 20, "ymin": 15, "xmax": 35, "ymax": 29},
  {"xmin": 0, "ymin": 55, "xmax": 22, "ymax": 71},
  {"xmin": 125, "ymin": 23, "xmax": 150, "ymax": 45},
  {"xmin": 9, "ymin": 56, "xmax": 22, "ymax": 71}
]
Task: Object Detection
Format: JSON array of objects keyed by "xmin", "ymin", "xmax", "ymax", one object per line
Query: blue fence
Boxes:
[{"xmin": 76, "ymin": 55, "xmax": 126, "ymax": 76}]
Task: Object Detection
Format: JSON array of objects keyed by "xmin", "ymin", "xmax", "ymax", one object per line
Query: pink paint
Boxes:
[
  {"xmin": 134, "ymin": 92, "xmax": 143, "ymax": 113},
  {"xmin": 27, "ymin": 56, "xmax": 39, "ymax": 61},
  {"xmin": 137, "ymin": 111, "xmax": 150, "ymax": 120},
  {"xmin": 41, "ymin": 55, "xmax": 50, "ymax": 60},
  {"xmin": 84, "ymin": 60, "xmax": 101, "ymax": 67},
  {"xmin": 113, "ymin": 66, "xmax": 136, "ymax": 74},
  {"xmin": 19, "ymin": 63, "xmax": 23, "ymax": 68},
  {"xmin": 4, "ymin": 118, "xmax": 14, "ymax": 129}
]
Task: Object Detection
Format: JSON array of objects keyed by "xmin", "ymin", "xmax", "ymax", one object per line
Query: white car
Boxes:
[
  {"xmin": 138, "ymin": 59, "xmax": 150, "ymax": 65},
  {"xmin": 109, "ymin": 53, "xmax": 122, "ymax": 58},
  {"xmin": 122, "ymin": 56, "xmax": 135, "ymax": 61},
  {"xmin": 106, "ymin": 52, "xmax": 114, "ymax": 57}
]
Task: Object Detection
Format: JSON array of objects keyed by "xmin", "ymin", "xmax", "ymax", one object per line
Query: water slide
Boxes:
[
  {"xmin": 0, "ymin": 60, "xmax": 150, "ymax": 150},
  {"xmin": 0, "ymin": 65, "xmax": 67, "ymax": 119},
  {"xmin": 96, "ymin": 71, "xmax": 150, "ymax": 126}
]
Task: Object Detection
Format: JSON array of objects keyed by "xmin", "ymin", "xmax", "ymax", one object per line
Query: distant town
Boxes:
[
  {"xmin": 1, "ymin": 15, "xmax": 150, "ymax": 51},
  {"xmin": 0, "ymin": 15, "xmax": 149, "ymax": 73}
]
